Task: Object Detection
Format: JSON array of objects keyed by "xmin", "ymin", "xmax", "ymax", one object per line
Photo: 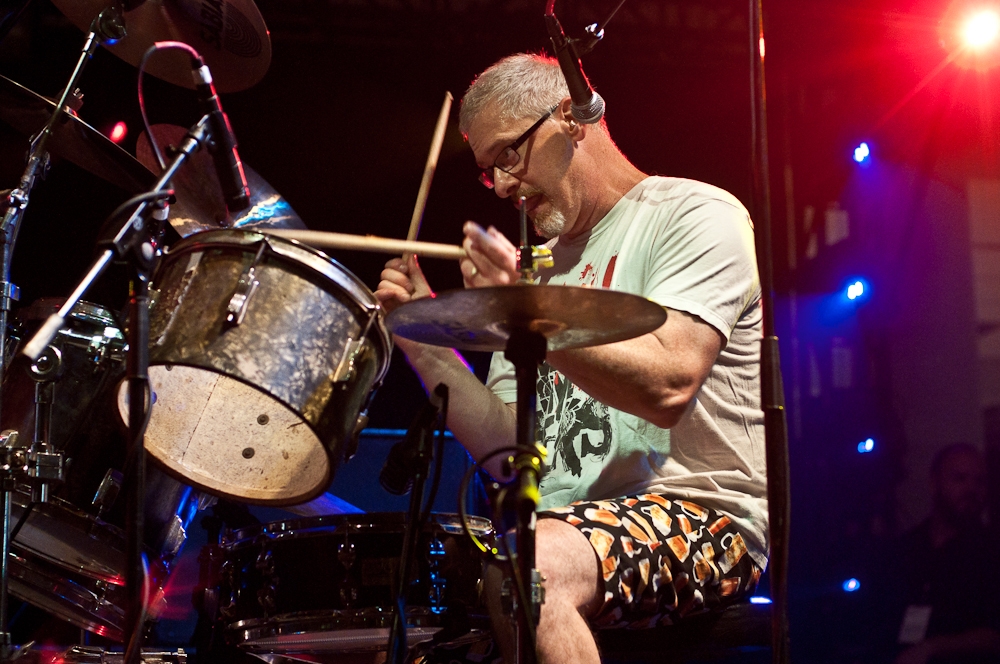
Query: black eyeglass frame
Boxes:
[{"xmin": 478, "ymin": 104, "xmax": 560, "ymax": 189}]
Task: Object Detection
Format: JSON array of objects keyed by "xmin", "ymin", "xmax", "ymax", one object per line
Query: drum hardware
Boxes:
[
  {"xmin": 0, "ymin": 6, "xmax": 133, "ymax": 652},
  {"xmin": 92, "ymin": 470, "xmax": 124, "ymax": 521},
  {"xmin": 21, "ymin": 75, "xmax": 219, "ymax": 661},
  {"xmin": 225, "ymin": 242, "xmax": 266, "ymax": 326},
  {"xmin": 385, "ymin": 384, "xmax": 448, "ymax": 664}
]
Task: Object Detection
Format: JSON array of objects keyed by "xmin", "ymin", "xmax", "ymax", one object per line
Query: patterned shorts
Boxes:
[
  {"xmin": 542, "ymin": 494, "xmax": 762, "ymax": 629},
  {"xmin": 410, "ymin": 494, "xmax": 762, "ymax": 663}
]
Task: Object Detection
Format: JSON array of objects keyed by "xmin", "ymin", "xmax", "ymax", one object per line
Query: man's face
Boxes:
[
  {"xmin": 933, "ymin": 449, "xmax": 987, "ymax": 522},
  {"xmin": 467, "ymin": 101, "xmax": 577, "ymax": 239}
]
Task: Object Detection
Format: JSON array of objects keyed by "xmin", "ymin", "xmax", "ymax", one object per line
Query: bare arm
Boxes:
[
  {"xmin": 461, "ymin": 222, "xmax": 723, "ymax": 429},
  {"xmin": 375, "ymin": 255, "xmax": 517, "ymax": 477}
]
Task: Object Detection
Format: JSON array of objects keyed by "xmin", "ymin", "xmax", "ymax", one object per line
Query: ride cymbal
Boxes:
[{"xmin": 386, "ymin": 285, "xmax": 667, "ymax": 352}]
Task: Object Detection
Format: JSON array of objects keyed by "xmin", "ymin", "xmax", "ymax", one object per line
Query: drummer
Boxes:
[{"xmin": 375, "ymin": 53, "xmax": 767, "ymax": 664}]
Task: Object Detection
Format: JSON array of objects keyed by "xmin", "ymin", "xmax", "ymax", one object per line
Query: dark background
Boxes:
[{"xmin": 1, "ymin": 0, "xmax": 998, "ymax": 661}]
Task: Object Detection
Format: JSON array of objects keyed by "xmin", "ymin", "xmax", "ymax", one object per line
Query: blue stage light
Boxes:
[
  {"xmin": 847, "ymin": 281, "xmax": 865, "ymax": 300},
  {"xmin": 749, "ymin": 596, "xmax": 773, "ymax": 605},
  {"xmin": 857, "ymin": 438, "xmax": 875, "ymax": 453},
  {"xmin": 853, "ymin": 142, "xmax": 870, "ymax": 163},
  {"xmin": 842, "ymin": 578, "xmax": 861, "ymax": 592}
]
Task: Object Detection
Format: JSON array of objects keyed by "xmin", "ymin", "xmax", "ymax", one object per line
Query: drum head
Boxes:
[{"xmin": 118, "ymin": 366, "xmax": 330, "ymax": 503}]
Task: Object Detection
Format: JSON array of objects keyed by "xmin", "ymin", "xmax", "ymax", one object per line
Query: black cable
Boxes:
[{"xmin": 455, "ymin": 444, "xmax": 546, "ymax": 649}]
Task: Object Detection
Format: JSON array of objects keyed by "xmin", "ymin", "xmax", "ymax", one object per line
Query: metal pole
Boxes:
[{"xmin": 749, "ymin": 1, "xmax": 791, "ymax": 662}]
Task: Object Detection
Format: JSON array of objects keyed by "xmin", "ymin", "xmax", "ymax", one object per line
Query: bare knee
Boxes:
[{"xmin": 536, "ymin": 518, "xmax": 603, "ymax": 616}]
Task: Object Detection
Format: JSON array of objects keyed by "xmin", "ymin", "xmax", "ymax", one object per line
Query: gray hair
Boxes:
[{"xmin": 458, "ymin": 53, "xmax": 569, "ymax": 137}]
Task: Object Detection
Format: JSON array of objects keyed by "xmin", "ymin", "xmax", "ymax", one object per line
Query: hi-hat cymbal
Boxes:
[
  {"xmin": 386, "ymin": 285, "xmax": 667, "ymax": 352},
  {"xmin": 137, "ymin": 123, "xmax": 306, "ymax": 236},
  {"xmin": 52, "ymin": 0, "xmax": 271, "ymax": 93},
  {"xmin": 0, "ymin": 75, "xmax": 154, "ymax": 194}
]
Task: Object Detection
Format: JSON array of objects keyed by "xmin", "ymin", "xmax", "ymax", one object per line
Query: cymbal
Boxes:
[
  {"xmin": 386, "ymin": 285, "xmax": 667, "ymax": 352},
  {"xmin": 0, "ymin": 75, "xmax": 154, "ymax": 194},
  {"xmin": 52, "ymin": 0, "xmax": 271, "ymax": 93},
  {"xmin": 137, "ymin": 124, "xmax": 306, "ymax": 237}
]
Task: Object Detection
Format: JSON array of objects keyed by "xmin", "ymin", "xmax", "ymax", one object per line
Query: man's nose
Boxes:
[{"xmin": 493, "ymin": 168, "xmax": 520, "ymax": 199}]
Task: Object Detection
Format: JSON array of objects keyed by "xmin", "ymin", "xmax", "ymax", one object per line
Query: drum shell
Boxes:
[
  {"xmin": 145, "ymin": 230, "xmax": 390, "ymax": 503},
  {"xmin": 1, "ymin": 300, "xmax": 208, "ymax": 640},
  {"xmin": 217, "ymin": 513, "xmax": 492, "ymax": 646}
]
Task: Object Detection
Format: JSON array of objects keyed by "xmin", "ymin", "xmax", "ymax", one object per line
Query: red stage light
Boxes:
[
  {"xmin": 963, "ymin": 9, "xmax": 1000, "ymax": 49},
  {"xmin": 109, "ymin": 121, "xmax": 127, "ymax": 143}
]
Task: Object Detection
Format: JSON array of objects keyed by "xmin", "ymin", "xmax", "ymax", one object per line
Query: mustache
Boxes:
[{"xmin": 514, "ymin": 188, "xmax": 544, "ymax": 207}]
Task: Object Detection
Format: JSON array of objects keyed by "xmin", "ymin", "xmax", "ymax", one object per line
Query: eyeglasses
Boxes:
[{"xmin": 478, "ymin": 105, "xmax": 559, "ymax": 189}]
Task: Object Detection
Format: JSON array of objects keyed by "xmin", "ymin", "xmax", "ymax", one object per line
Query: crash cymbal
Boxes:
[
  {"xmin": 386, "ymin": 285, "xmax": 667, "ymax": 352},
  {"xmin": 137, "ymin": 123, "xmax": 306, "ymax": 236},
  {"xmin": 0, "ymin": 75, "xmax": 154, "ymax": 194},
  {"xmin": 52, "ymin": 0, "xmax": 271, "ymax": 93}
]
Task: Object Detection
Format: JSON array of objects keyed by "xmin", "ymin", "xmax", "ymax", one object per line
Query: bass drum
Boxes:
[
  {"xmin": 122, "ymin": 230, "xmax": 391, "ymax": 505},
  {"xmin": 218, "ymin": 513, "xmax": 492, "ymax": 657},
  {"xmin": 1, "ymin": 299, "xmax": 209, "ymax": 640}
]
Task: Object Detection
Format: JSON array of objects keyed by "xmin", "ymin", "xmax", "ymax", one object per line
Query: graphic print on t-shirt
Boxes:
[{"xmin": 536, "ymin": 363, "xmax": 613, "ymax": 477}]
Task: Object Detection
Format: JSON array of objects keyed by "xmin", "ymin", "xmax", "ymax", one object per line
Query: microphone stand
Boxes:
[
  {"xmin": 21, "ymin": 115, "xmax": 212, "ymax": 664},
  {"xmin": 386, "ymin": 390, "xmax": 442, "ymax": 664},
  {"xmin": 749, "ymin": 2, "xmax": 792, "ymax": 662},
  {"xmin": 0, "ymin": 7, "xmax": 125, "ymax": 661}
]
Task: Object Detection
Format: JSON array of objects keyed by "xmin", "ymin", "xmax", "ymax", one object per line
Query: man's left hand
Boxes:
[{"xmin": 461, "ymin": 221, "xmax": 519, "ymax": 288}]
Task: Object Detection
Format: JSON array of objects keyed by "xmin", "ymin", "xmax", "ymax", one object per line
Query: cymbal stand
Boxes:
[
  {"xmin": 0, "ymin": 7, "xmax": 125, "ymax": 660},
  {"xmin": 502, "ymin": 198, "xmax": 548, "ymax": 664},
  {"xmin": 21, "ymin": 115, "xmax": 212, "ymax": 664}
]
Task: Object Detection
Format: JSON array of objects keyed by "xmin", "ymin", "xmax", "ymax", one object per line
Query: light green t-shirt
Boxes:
[{"xmin": 486, "ymin": 176, "xmax": 768, "ymax": 567}]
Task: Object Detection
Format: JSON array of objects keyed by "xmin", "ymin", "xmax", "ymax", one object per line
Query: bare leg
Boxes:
[{"xmin": 485, "ymin": 518, "xmax": 603, "ymax": 664}]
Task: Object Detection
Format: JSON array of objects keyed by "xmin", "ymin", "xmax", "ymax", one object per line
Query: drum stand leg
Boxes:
[{"xmin": 386, "ymin": 393, "xmax": 441, "ymax": 664}]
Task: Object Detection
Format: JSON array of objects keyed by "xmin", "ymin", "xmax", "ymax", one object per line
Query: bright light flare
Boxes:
[
  {"xmin": 857, "ymin": 437, "xmax": 875, "ymax": 453},
  {"xmin": 109, "ymin": 121, "xmax": 127, "ymax": 143},
  {"xmin": 963, "ymin": 9, "xmax": 1000, "ymax": 49},
  {"xmin": 843, "ymin": 578, "xmax": 861, "ymax": 592},
  {"xmin": 853, "ymin": 142, "xmax": 870, "ymax": 163},
  {"xmin": 847, "ymin": 281, "xmax": 865, "ymax": 300}
]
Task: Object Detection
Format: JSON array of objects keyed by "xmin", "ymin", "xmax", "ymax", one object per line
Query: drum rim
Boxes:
[
  {"xmin": 161, "ymin": 229, "xmax": 392, "ymax": 383},
  {"xmin": 227, "ymin": 606, "xmax": 447, "ymax": 648},
  {"xmin": 7, "ymin": 548, "xmax": 125, "ymax": 641},
  {"xmin": 222, "ymin": 512, "xmax": 493, "ymax": 549}
]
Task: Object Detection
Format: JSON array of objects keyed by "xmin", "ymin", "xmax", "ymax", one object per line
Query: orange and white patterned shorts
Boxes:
[{"xmin": 541, "ymin": 494, "xmax": 763, "ymax": 629}]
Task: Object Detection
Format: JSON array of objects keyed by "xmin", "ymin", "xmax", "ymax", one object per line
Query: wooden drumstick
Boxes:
[
  {"xmin": 406, "ymin": 91, "xmax": 453, "ymax": 248},
  {"xmin": 264, "ymin": 229, "xmax": 466, "ymax": 261}
]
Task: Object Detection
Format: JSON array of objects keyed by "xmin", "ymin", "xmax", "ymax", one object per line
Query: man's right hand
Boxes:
[{"xmin": 374, "ymin": 253, "xmax": 433, "ymax": 316}]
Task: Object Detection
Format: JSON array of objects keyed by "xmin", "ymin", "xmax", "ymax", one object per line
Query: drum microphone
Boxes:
[
  {"xmin": 191, "ymin": 57, "xmax": 251, "ymax": 212},
  {"xmin": 545, "ymin": 11, "xmax": 605, "ymax": 124},
  {"xmin": 379, "ymin": 384, "xmax": 447, "ymax": 496}
]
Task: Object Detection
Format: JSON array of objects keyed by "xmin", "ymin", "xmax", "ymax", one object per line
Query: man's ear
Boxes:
[{"xmin": 557, "ymin": 97, "xmax": 587, "ymax": 140}]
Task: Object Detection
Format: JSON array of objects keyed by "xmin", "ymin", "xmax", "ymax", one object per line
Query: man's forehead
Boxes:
[{"xmin": 468, "ymin": 103, "xmax": 529, "ymax": 164}]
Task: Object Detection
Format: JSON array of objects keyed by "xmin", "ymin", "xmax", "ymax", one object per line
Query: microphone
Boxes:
[
  {"xmin": 545, "ymin": 12, "xmax": 605, "ymax": 124},
  {"xmin": 379, "ymin": 384, "xmax": 447, "ymax": 496},
  {"xmin": 191, "ymin": 58, "xmax": 251, "ymax": 212}
]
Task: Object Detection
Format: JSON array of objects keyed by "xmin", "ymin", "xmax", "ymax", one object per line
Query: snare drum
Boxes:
[
  {"xmin": 218, "ymin": 513, "xmax": 492, "ymax": 656},
  {"xmin": 123, "ymin": 230, "xmax": 391, "ymax": 505}
]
